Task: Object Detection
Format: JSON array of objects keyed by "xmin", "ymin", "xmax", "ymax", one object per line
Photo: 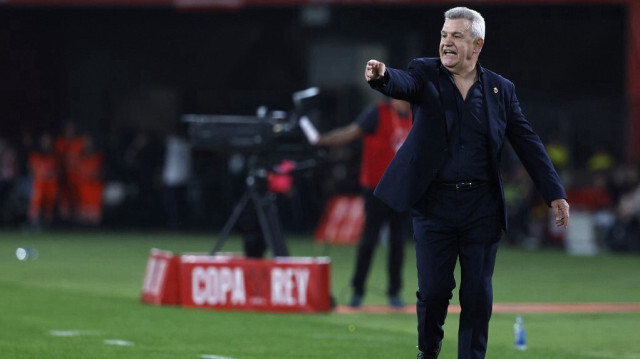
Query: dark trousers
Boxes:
[
  {"xmin": 351, "ymin": 188, "xmax": 405, "ymax": 297},
  {"xmin": 412, "ymin": 184, "xmax": 501, "ymax": 359}
]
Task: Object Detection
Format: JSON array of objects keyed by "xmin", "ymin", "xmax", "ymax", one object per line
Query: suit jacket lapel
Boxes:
[{"xmin": 482, "ymin": 72, "xmax": 502, "ymax": 159}]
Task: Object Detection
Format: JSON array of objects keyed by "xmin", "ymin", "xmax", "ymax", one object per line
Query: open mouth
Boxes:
[{"xmin": 443, "ymin": 49, "xmax": 457, "ymax": 55}]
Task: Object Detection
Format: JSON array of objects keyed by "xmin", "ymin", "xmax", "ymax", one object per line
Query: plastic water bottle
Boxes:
[{"xmin": 514, "ymin": 315, "xmax": 527, "ymax": 350}]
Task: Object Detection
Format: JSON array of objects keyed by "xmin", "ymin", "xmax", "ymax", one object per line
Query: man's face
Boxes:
[{"xmin": 439, "ymin": 18, "xmax": 483, "ymax": 73}]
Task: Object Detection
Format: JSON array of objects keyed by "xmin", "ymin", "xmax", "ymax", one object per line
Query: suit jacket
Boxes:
[{"xmin": 371, "ymin": 57, "xmax": 566, "ymax": 230}]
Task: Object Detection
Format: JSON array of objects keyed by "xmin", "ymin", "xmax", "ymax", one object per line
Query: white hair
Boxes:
[{"xmin": 444, "ymin": 7, "xmax": 485, "ymax": 40}]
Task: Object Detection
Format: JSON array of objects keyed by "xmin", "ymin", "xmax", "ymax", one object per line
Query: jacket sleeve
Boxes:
[
  {"xmin": 504, "ymin": 82, "xmax": 567, "ymax": 206},
  {"xmin": 370, "ymin": 59, "xmax": 431, "ymax": 104}
]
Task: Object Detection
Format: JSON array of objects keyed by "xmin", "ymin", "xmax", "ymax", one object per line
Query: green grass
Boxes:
[{"xmin": 1, "ymin": 230, "xmax": 639, "ymax": 359}]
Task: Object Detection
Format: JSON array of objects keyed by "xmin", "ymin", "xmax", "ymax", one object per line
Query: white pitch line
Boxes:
[
  {"xmin": 199, "ymin": 355, "xmax": 236, "ymax": 359},
  {"xmin": 49, "ymin": 330, "xmax": 100, "ymax": 337},
  {"xmin": 104, "ymin": 339, "xmax": 135, "ymax": 347},
  {"xmin": 49, "ymin": 330, "xmax": 81, "ymax": 337}
]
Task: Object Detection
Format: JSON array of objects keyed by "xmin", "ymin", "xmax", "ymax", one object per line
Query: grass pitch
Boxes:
[{"xmin": 1, "ymin": 230, "xmax": 639, "ymax": 359}]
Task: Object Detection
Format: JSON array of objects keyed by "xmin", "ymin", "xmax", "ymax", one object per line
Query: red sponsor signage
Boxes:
[
  {"xmin": 140, "ymin": 248, "xmax": 180, "ymax": 305},
  {"xmin": 179, "ymin": 255, "xmax": 331, "ymax": 312},
  {"xmin": 141, "ymin": 249, "xmax": 332, "ymax": 313},
  {"xmin": 314, "ymin": 195, "xmax": 364, "ymax": 245}
]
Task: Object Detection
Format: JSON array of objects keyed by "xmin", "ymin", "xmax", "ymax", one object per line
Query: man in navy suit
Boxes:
[{"xmin": 365, "ymin": 7, "xmax": 570, "ymax": 359}]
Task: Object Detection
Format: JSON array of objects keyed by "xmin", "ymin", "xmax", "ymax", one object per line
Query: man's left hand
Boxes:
[{"xmin": 551, "ymin": 199, "xmax": 570, "ymax": 228}]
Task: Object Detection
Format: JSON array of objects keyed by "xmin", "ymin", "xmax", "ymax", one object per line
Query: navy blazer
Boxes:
[{"xmin": 371, "ymin": 57, "xmax": 566, "ymax": 230}]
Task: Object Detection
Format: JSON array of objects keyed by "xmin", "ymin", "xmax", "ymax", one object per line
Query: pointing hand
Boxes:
[{"xmin": 365, "ymin": 60, "xmax": 386, "ymax": 82}]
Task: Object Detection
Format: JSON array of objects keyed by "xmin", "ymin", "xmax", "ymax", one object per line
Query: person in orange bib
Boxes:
[
  {"xmin": 28, "ymin": 133, "xmax": 59, "ymax": 228},
  {"xmin": 54, "ymin": 121, "xmax": 86, "ymax": 222},
  {"xmin": 76, "ymin": 135, "xmax": 104, "ymax": 226}
]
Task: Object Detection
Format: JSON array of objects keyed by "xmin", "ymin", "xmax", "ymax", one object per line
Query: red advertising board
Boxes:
[
  {"xmin": 140, "ymin": 248, "xmax": 180, "ymax": 305},
  {"xmin": 141, "ymin": 249, "xmax": 332, "ymax": 313},
  {"xmin": 179, "ymin": 255, "xmax": 331, "ymax": 312},
  {"xmin": 314, "ymin": 195, "xmax": 364, "ymax": 246}
]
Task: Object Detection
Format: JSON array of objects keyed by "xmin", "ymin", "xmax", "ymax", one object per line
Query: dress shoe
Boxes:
[
  {"xmin": 349, "ymin": 294, "xmax": 363, "ymax": 308},
  {"xmin": 417, "ymin": 342, "xmax": 441, "ymax": 359},
  {"xmin": 389, "ymin": 295, "xmax": 405, "ymax": 308},
  {"xmin": 416, "ymin": 350, "xmax": 438, "ymax": 359}
]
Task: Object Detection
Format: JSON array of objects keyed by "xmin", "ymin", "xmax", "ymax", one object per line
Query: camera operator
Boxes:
[{"xmin": 316, "ymin": 97, "xmax": 412, "ymax": 308}]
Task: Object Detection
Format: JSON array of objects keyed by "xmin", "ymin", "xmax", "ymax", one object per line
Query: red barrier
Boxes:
[
  {"xmin": 141, "ymin": 249, "xmax": 332, "ymax": 313},
  {"xmin": 140, "ymin": 248, "xmax": 180, "ymax": 305},
  {"xmin": 314, "ymin": 195, "xmax": 364, "ymax": 246}
]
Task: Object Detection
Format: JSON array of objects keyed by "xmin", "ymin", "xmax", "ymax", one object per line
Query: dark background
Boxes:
[{"xmin": 0, "ymin": 3, "xmax": 628, "ymax": 230}]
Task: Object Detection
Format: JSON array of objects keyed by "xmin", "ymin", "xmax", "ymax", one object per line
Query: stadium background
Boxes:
[{"xmin": 0, "ymin": 0, "xmax": 637, "ymax": 237}]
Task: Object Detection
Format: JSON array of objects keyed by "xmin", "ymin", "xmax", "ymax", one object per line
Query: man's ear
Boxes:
[{"xmin": 475, "ymin": 38, "xmax": 484, "ymax": 53}]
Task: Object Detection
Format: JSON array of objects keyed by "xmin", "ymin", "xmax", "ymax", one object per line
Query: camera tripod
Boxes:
[{"xmin": 210, "ymin": 162, "xmax": 289, "ymax": 257}]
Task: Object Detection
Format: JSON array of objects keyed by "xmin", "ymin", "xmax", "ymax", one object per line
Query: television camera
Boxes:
[
  {"xmin": 183, "ymin": 88, "xmax": 323, "ymax": 257},
  {"xmin": 183, "ymin": 87, "xmax": 321, "ymax": 157}
]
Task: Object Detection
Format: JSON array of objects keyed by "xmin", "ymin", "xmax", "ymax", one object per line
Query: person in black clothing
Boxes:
[{"xmin": 317, "ymin": 98, "xmax": 412, "ymax": 308}]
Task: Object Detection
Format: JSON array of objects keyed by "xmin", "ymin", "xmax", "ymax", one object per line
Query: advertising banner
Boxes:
[
  {"xmin": 314, "ymin": 195, "xmax": 364, "ymax": 245},
  {"xmin": 179, "ymin": 255, "xmax": 331, "ymax": 312}
]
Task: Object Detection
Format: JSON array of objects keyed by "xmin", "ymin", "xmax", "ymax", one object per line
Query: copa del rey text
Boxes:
[{"xmin": 191, "ymin": 266, "xmax": 310, "ymax": 307}]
